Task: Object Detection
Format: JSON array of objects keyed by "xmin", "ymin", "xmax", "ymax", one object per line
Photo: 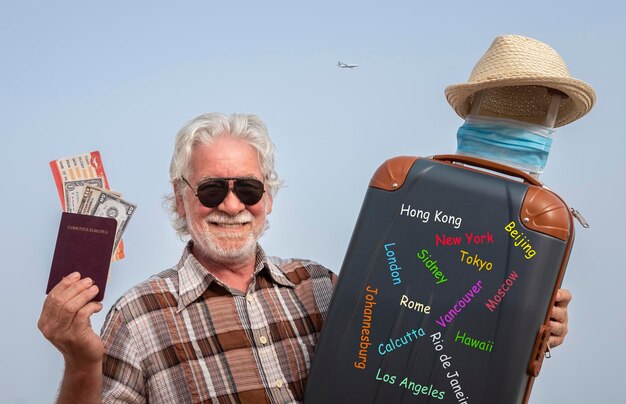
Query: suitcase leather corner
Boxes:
[
  {"xmin": 521, "ymin": 187, "xmax": 571, "ymax": 241},
  {"xmin": 369, "ymin": 156, "xmax": 418, "ymax": 191}
]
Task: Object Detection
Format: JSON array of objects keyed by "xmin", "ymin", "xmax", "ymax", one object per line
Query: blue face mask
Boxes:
[{"xmin": 456, "ymin": 115, "xmax": 555, "ymax": 173}]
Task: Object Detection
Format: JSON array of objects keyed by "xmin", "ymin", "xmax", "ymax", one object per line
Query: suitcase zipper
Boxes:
[{"xmin": 571, "ymin": 208, "xmax": 589, "ymax": 228}]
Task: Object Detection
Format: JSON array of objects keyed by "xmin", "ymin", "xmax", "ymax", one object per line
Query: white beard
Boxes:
[{"xmin": 188, "ymin": 210, "xmax": 261, "ymax": 265}]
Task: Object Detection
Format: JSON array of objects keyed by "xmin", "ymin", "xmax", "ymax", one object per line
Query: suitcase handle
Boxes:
[{"xmin": 432, "ymin": 154, "xmax": 543, "ymax": 186}]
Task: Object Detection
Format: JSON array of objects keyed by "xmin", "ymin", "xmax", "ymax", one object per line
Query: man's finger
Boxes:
[
  {"xmin": 46, "ymin": 275, "xmax": 93, "ymax": 319},
  {"xmin": 548, "ymin": 319, "xmax": 568, "ymax": 348},
  {"xmin": 39, "ymin": 273, "xmax": 88, "ymax": 333},
  {"xmin": 555, "ymin": 289, "xmax": 572, "ymax": 307},
  {"xmin": 549, "ymin": 320, "xmax": 566, "ymax": 337},
  {"xmin": 54, "ymin": 281, "xmax": 99, "ymax": 331},
  {"xmin": 39, "ymin": 272, "xmax": 82, "ymax": 323},
  {"xmin": 548, "ymin": 335, "xmax": 564, "ymax": 349},
  {"xmin": 51, "ymin": 271, "xmax": 82, "ymax": 294},
  {"xmin": 550, "ymin": 305, "xmax": 567, "ymax": 323},
  {"xmin": 71, "ymin": 300, "xmax": 104, "ymax": 330}
]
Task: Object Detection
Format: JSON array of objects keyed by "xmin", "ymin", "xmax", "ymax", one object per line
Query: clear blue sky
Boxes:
[{"xmin": 1, "ymin": 1, "xmax": 624, "ymax": 402}]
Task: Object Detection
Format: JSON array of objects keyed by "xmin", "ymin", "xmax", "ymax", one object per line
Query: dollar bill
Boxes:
[
  {"xmin": 64, "ymin": 178, "xmax": 104, "ymax": 213},
  {"xmin": 78, "ymin": 186, "xmax": 125, "ymax": 213},
  {"xmin": 77, "ymin": 185, "xmax": 102, "ymax": 215},
  {"xmin": 78, "ymin": 186, "xmax": 136, "ymax": 259}
]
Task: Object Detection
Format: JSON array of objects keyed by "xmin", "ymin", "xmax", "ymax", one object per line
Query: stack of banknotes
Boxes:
[{"xmin": 50, "ymin": 151, "xmax": 136, "ymax": 261}]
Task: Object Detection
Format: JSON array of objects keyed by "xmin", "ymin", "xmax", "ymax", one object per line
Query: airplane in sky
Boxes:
[{"xmin": 337, "ymin": 61, "xmax": 359, "ymax": 68}]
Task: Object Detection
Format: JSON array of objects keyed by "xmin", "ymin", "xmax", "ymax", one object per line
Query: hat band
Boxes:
[{"xmin": 456, "ymin": 115, "xmax": 554, "ymax": 173}]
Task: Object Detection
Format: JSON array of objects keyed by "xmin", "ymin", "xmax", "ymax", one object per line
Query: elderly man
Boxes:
[{"xmin": 39, "ymin": 113, "xmax": 570, "ymax": 403}]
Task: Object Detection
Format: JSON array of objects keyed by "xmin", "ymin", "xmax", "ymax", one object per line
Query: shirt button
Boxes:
[
  {"xmin": 259, "ymin": 336, "xmax": 268, "ymax": 345},
  {"xmin": 276, "ymin": 380, "xmax": 283, "ymax": 388},
  {"xmin": 246, "ymin": 294, "xmax": 253, "ymax": 303}
]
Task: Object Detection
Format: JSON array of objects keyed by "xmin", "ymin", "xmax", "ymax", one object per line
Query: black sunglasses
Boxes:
[{"xmin": 181, "ymin": 177, "xmax": 265, "ymax": 208}]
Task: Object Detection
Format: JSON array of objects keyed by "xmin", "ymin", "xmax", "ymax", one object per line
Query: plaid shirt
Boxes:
[{"xmin": 100, "ymin": 243, "xmax": 336, "ymax": 403}]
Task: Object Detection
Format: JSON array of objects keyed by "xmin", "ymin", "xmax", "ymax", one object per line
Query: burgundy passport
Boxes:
[{"xmin": 46, "ymin": 212, "xmax": 117, "ymax": 301}]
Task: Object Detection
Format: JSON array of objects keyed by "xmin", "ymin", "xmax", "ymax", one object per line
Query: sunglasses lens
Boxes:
[
  {"xmin": 195, "ymin": 178, "xmax": 264, "ymax": 207},
  {"xmin": 197, "ymin": 180, "xmax": 229, "ymax": 207},
  {"xmin": 234, "ymin": 179, "xmax": 265, "ymax": 205}
]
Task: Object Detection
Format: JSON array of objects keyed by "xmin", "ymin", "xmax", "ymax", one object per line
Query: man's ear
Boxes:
[
  {"xmin": 265, "ymin": 193, "xmax": 273, "ymax": 215},
  {"xmin": 175, "ymin": 183, "xmax": 187, "ymax": 218}
]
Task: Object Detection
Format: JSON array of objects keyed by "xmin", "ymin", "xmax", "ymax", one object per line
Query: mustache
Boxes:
[{"xmin": 205, "ymin": 211, "xmax": 254, "ymax": 224}]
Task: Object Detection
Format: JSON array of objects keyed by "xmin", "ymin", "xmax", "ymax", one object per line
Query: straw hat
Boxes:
[{"xmin": 445, "ymin": 35, "xmax": 596, "ymax": 127}]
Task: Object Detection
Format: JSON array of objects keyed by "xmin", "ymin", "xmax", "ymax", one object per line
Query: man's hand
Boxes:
[
  {"xmin": 38, "ymin": 271, "xmax": 105, "ymax": 368},
  {"xmin": 548, "ymin": 288, "xmax": 572, "ymax": 348}
]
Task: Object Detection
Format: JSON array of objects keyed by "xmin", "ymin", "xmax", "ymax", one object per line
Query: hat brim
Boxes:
[{"xmin": 445, "ymin": 76, "xmax": 596, "ymax": 127}]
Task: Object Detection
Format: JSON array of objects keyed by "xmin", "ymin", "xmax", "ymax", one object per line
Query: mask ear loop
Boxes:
[
  {"xmin": 543, "ymin": 89, "xmax": 565, "ymax": 129},
  {"xmin": 466, "ymin": 88, "xmax": 564, "ymax": 179},
  {"xmin": 533, "ymin": 89, "xmax": 564, "ymax": 179},
  {"xmin": 469, "ymin": 89, "xmax": 486, "ymax": 116}
]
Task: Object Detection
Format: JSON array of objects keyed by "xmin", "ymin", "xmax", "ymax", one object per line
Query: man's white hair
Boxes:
[{"xmin": 164, "ymin": 113, "xmax": 282, "ymax": 237}]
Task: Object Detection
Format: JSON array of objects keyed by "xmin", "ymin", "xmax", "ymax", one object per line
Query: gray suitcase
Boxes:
[{"xmin": 304, "ymin": 154, "xmax": 575, "ymax": 403}]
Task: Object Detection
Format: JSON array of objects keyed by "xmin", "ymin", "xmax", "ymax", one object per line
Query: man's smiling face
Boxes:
[{"xmin": 176, "ymin": 135, "xmax": 272, "ymax": 265}]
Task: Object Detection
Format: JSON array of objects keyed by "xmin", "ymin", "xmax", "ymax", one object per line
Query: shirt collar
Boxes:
[{"xmin": 176, "ymin": 242, "xmax": 295, "ymax": 312}]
